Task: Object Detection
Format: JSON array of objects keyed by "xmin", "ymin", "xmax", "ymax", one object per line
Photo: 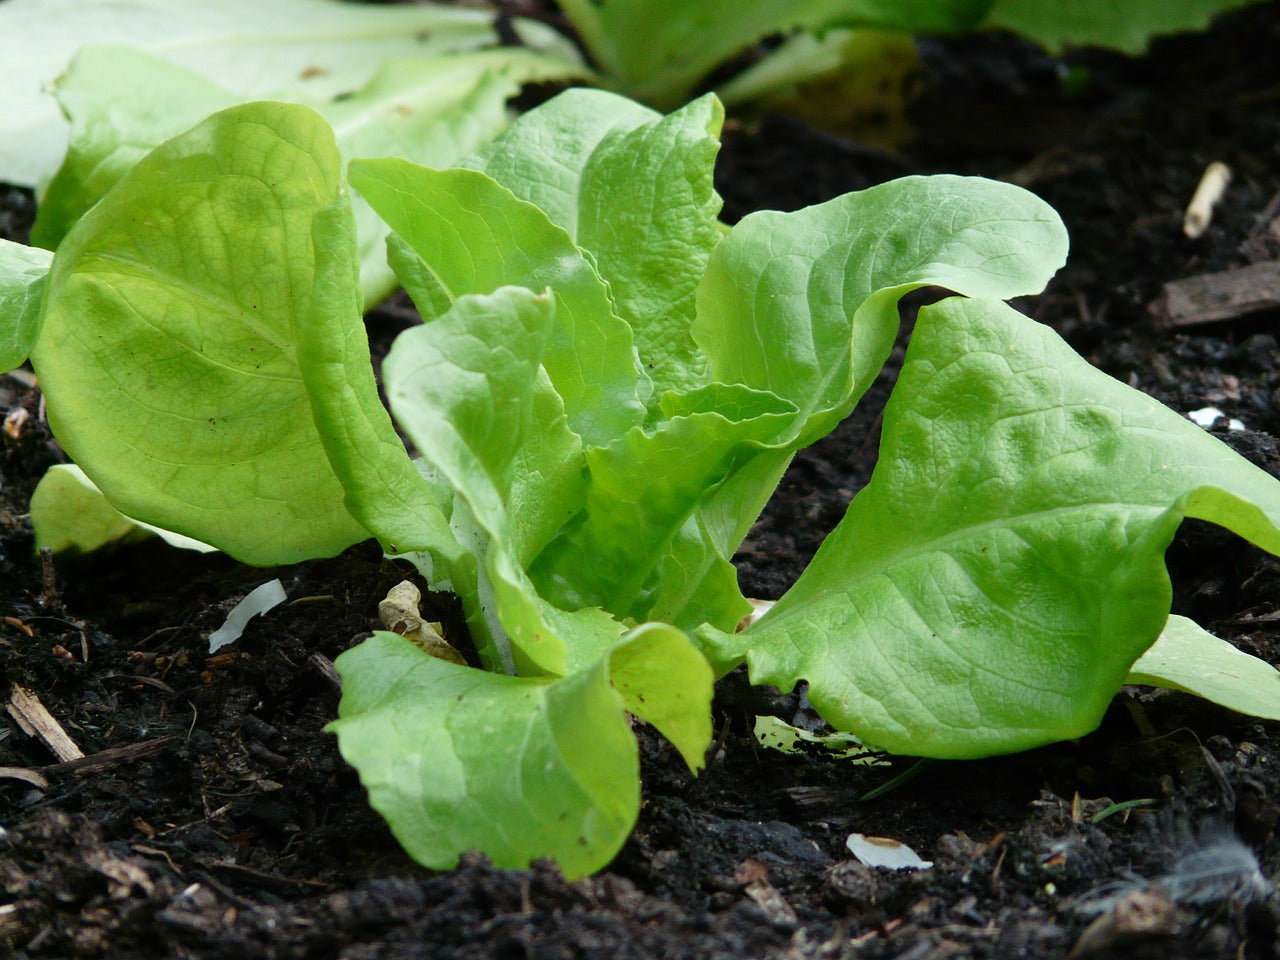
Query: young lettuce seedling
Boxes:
[{"xmin": 5, "ymin": 91, "xmax": 1279, "ymax": 878}]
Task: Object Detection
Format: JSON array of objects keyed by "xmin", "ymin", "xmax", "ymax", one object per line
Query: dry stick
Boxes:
[
  {"xmin": 40, "ymin": 735, "xmax": 177, "ymax": 776},
  {"xmin": 308, "ymin": 651, "xmax": 343, "ymax": 692},
  {"xmin": 1183, "ymin": 161, "xmax": 1232, "ymax": 238},
  {"xmin": 6, "ymin": 683, "xmax": 84, "ymax": 762}
]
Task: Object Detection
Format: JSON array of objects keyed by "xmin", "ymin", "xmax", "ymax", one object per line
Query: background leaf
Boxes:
[
  {"xmin": 33, "ymin": 44, "xmax": 581, "ymax": 305},
  {"xmin": 982, "ymin": 0, "xmax": 1263, "ymax": 53},
  {"xmin": 0, "ymin": 0, "xmax": 580, "ymax": 189},
  {"xmin": 706, "ymin": 297, "xmax": 1280, "ymax": 757},
  {"xmin": 556, "ymin": 0, "xmax": 991, "ymax": 108}
]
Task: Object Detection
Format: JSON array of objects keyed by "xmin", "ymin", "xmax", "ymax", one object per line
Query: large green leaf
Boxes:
[
  {"xmin": 349, "ymin": 160, "xmax": 644, "ymax": 447},
  {"xmin": 29, "ymin": 102, "xmax": 369, "ymax": 565},
  {"xmin": 32, "ymin": 44, "xmax": 581, "ymax": 304},
  {"xmin": 705, "ymin": 297, "xmax": 1280, "ymax": 757},
  {"xmin": 466, "ymin": 90, "xmax": 726, "ymax": 403},
  {"xmin": 0, "ymin": 239, "xmax": 52, "ymax": 373},
  {"xmin": 983, "ymin": 0, "xmax": 1263, "ymax": 52},
  {"xmin": 0, "ymin": 0, "xmax": 579, "ymax": 189},
  {"xmin": 1128, "ymin": 616, "xmax": 1280, "ymax": 720},
  {"xmin": 328, "ymin": 622, "xmax": 712, "ymax": 878}
]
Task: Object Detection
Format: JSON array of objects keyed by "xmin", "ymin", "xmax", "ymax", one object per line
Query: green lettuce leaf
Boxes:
[
  {"xmin": 0, "ymin": 239, "xmax": 52, "ymax": 373},
  {"xmin": 0, "ymin": 0, "xmax": 580, "ymax": 189},
  {"xmin": 327, "ymin": 622, "xmax": 712, "ymax": 879},
  {"xmin": 348, "ymin": 160, "xmax": 644, "ymax": 447},
  {"xmin": 529, "ymin": 384, "xmax": 797, "ymax": 624},
  {"xmin": 378, "ymin": 286, "xmax": 631, "ymax": 677},
  {"xmin": 694, "ymin": 174, "xmax": 1070, "ymax": 448},
  {"xmin": 30, "ymin": 101, "xmax": 370, "ymax": 565},
  {"xmin": 704, "ymin": 296, "xmax": 1280, "ymax": 757},
  {"xmin": 982, "ymin": 0, "xmax": 1263, "ymax": 52},
  {"xmin": 1128, "ymin": 616, "xmax": 1280, "ymax": 720},
  {"xmin": 32, "ymin": 44, "xmax": 583, "ymax": 304}
]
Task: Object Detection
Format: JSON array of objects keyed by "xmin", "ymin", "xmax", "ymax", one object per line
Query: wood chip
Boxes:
[
  {"xmin": 7, "ymin": 683, "xmax": 84, "ymax": 762},
  {"xmin": 0, "ymin": 766, "xmax": 49, "ymax": 789},
  {"xmin": 1150, "ymin": 260, "xmax": 1280, "ymax": 327},
  {"xmin": 308, "ymin": 652, "xmax": 342, "ymax": 691}
]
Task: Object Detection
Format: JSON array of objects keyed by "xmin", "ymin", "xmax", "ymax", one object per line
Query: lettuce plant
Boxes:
[
  {"xmin": 7, "ymin": 91, "xmax": 1280, "ymax": 878},
  {"xmin": 554, "ymin": 0, "xmax": 1264, "ymax": 112}
]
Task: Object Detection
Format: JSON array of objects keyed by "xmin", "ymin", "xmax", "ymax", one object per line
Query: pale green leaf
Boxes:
[
  {"xmin": 608, "ymin": 622, "xmax": 714, "ymax": 772},
  {"xmin": 328, "ymin": 622, "xmax": 712, "ymax": 877},
  {"xmin": 754, "ymin": 716, "xmax": 883, "ymax": 763},
  {"xmin": 297, "ymin": 199, "xmax": 458, "ymax": 563},
  {"xmin": 328, "ymin": 632, "xmax": 636, "ymax": 879},
  {"xmin": 380, "ymin": 286, "xmax": 627, "ymax": 676},
  {"xmin": 1127, "ymin": 615, "xmax": 1280, "ymax": 720},
  {"xmin": 463, "ymin": 89, "xmax": 660, "ymax": 239},
  {"xmin": 467, "ymin": 90, "xmax": 726, "ymax": 401},
  {"xmin": 0, "ymin": 0, "xmax": 580, "ymax": 189},
  {"xmin": 706, "ymin": 297, "xmax": 1280, "ymax": 758},
  {"xmin": 30, "ymin": 101, "xmax": 370, "ymax": 565},
  {"xmin": 0, "ymin": 239, "xmax": 52, "ymax": 372},
  {"xmin": 31, "ymin": 464, "xmax": 217, "ymax": 555},
  {"xmin": 350, "ymin": 160, "xmax": 644, "ymax": 447}
]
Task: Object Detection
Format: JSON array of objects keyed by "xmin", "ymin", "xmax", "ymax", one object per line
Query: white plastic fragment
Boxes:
[
  {"xmin": 737, "ymin": 598, "xmax": 775, "ymax": 632},
  {"xmin": 845, "ymin": 833, "xmax": 933, "ymax": 870},
  {"xmin": 1187, "ymin": 406, "xmax": 1244, "ymax": 431},
  {"xmin": 208, "ymin": 579, "xmax": 287, "ymax": 653}
]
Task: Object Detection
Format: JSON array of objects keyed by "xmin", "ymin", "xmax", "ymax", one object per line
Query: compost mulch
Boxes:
[{"xmin": 4, "ymin": 5, "xmax": 1280, "ymax": 957}]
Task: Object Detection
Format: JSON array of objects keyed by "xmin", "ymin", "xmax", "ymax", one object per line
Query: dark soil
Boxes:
[{"xmin": 4, "ymin": 5, "xmax": 1280, "ymax": 958}]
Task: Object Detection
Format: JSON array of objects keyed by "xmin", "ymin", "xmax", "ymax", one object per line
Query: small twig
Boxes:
[
  {"xmin": 7, "ymin": 684, "xmax": 84, "ymax": 762},
  {"xmin": 40, "ymin": 735, "xmax": 177, "ymax": 776},
  {"xmin": 1183, "ymin": 161, "xmax": 1232, "ymax": 239}
]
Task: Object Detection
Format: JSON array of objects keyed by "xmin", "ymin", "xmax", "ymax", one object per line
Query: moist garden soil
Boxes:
[{"xmin": 3, "ymin": 5, "xmax": 1280, "ymax": 957}]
